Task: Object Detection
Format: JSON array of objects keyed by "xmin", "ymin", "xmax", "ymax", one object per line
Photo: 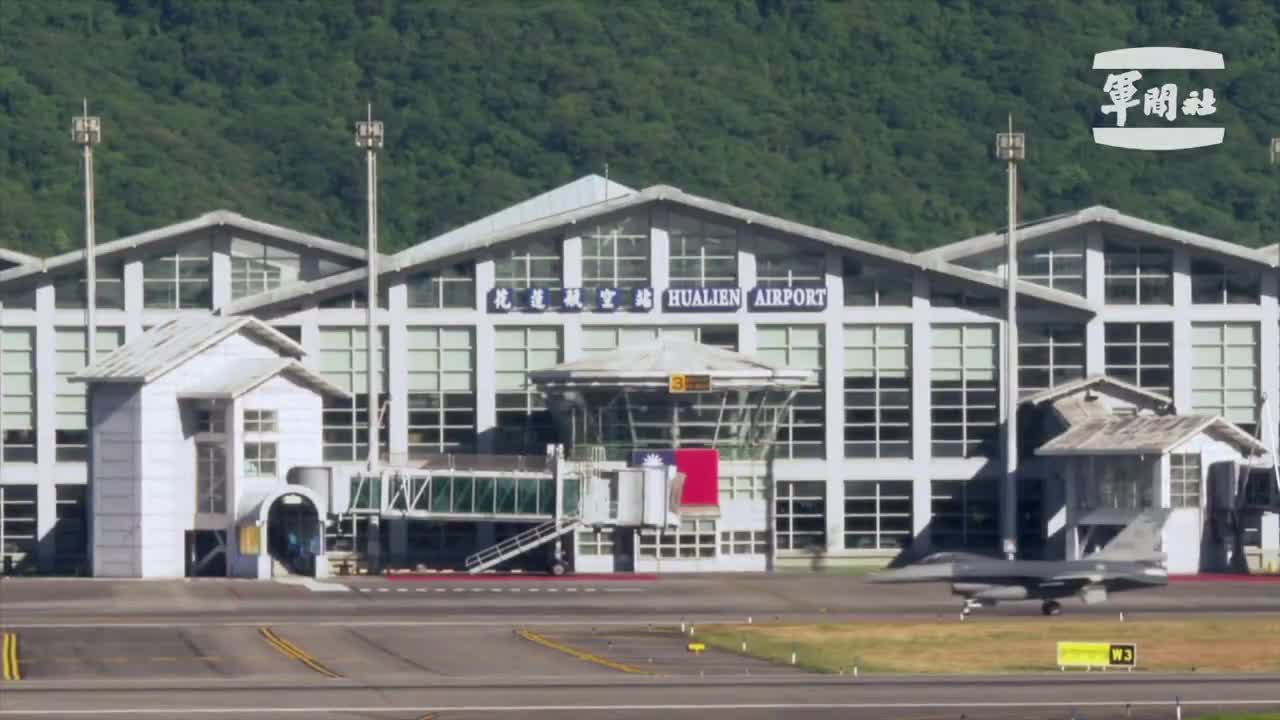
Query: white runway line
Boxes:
[{"xmin": 5, "ymin": 700, "xmax": 1280, "ymax": 716}]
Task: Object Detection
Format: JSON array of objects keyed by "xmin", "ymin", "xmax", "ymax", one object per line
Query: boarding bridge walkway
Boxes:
[{"xmin": 342, "ymin": 456, "xmax": 574, "ymax": 524}]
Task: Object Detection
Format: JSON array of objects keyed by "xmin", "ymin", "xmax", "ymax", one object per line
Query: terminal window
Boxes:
[
  {"xmin": 407, "ymin": 263, "xmax": 475, "ymax": 309},
  {"xmin": 843, "ymin": 256, "xmax": 911, "ymax": 307},
  {"xmin": 844, "ymin": 324, "xmax": 911, "ymax": 459},
  {"xmin": 930, "ymin": 325, "xmax": 998, "ymax": 458},
  {"xmin": 54, "ymin": 327, "xmax": 124, "ymax": 462},
  {"xmin": 581, "ymin": 214, "xmax": 650, "ymax": 289},
  {"xmin": 142, "ymin": 239, "xmax": 212, "ymax": 309},
  {"xmin": 53, "ymin": 259, "xmax": 125, "ymax": 309},
  {"xmin": 1018, "ymin": 323, "xmax": 1085, "ymax": 397},
  {"xmin": 668, "ymin": 212, "xmax": 737, "ymax": 288},
  {"xmin": 755, "ymin": 235, "xmax": 825, "ymax": 288},
  {"xmin": 1103, "ymin": 322, "xmax": 1172, "ymax": 398},
  {"xmin": 1104, "ymin": 240, "xmax": 1171, "ymax": 305},
  {"xmin": 1, "ymin": 328, "xmax": 36, "ymax": 463},
  {"xmin": 1191, "ymin": 257, "xmax": 1260, "ymax": 305},
  {"xmin": 1018, "ymin": 241, "xmax": 1085, "ymax": 296},
  {"xmin": 844, "ymin": 480, "xmax": 913, "ymax": 551},
  {"xmin": 775, "ymin": 480, "xmax": 826, "ymax": 551},
  {"xmin": 1190, "ymin": 322, "xmax": 1258, "ymax": 435}
]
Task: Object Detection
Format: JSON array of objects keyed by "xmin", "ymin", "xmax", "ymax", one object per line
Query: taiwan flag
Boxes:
[{"xmin": 628, "ymin": 448, "xmax": 720, "ymax": 506}]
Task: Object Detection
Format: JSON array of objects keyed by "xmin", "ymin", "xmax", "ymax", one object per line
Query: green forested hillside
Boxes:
[{"xmin": 1, "ymin": 0, "xmax": 1279, "ymax": 257}]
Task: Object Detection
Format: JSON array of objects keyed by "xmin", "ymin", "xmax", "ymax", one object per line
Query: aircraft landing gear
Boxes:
[
  {"xmin": 960, "ymin": 598, "xmax": 980, "ymax": 620},
  {"xmin": 1041, "ymin": 600, "xmax": 1063, "ymax": 616}
]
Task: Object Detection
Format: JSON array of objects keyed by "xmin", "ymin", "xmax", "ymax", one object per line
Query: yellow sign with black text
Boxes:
[
  {"xmin": 669, "ymin": 374, "xmax": 712, "ymax": 393},
  {"xmin": 239, "ymin": 525, "xmax": 262, "ymax": 556},
  {"xmin": 1056, "ymin": 642, "xmax": 1136, "ymax": 668}
]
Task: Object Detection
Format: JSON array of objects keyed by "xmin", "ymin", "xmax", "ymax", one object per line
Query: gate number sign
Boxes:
[{"xmin": 669, "ymin": 374, "xmax": 712, "ymax": 393}]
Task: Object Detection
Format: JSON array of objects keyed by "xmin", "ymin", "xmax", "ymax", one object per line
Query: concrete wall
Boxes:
[{"xmin": 89, "ymin": 383, "xmax": 142, "ymax": 577}]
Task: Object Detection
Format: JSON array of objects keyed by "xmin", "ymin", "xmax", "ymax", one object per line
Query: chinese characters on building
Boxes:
[
  {"xmin": 487, "ymin": 286, "xmax": 829, "ymax": 313},
  {"xmin": 1101, "ymin": 70, "xmax": 1216, "ymax": 127}
]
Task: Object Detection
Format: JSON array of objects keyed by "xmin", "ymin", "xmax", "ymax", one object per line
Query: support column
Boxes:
[
  {"xmin": 1084, "ymin": 226, "xmax": 1106, "ymax": 375},
  {"xmin": 823, "ymin": 249, "xmax": 844, "ymax": 554},
  {"xmin": 387, "ymin": 281, "xmax": 409, "ymax": 466},
  {"xmin": 34, "ymin": 285, "xmax": 56, "ymax": 571},
  {"xmin": 123, "ymin": 260, "xmax": 143, "ymax": 341},
  {"xmin": 910, "ymin": 270, "xmax": 934, "ymax": 551},
  {"xmin": 1172, "ymin": 249, "xmax": 1192, "ymax": 413},
  {"xmin": 475, "ymin": 259, "xmax": 497, "ymax": 454}
]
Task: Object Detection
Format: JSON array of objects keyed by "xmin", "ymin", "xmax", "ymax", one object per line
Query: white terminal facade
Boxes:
[{"xmin": 0, "ymin": 174, "xmax": 1277, "ymax": 577}]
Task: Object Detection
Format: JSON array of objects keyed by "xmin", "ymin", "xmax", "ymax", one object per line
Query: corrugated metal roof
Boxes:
[
  {"xmin": 1021, "ymin": 374, "xmax": 1173, "ymax": 407},
  {"xmin": 176, "ymin": 357, "xmax": 349, "ymax": 400},
  {"xmin": 0, "ymin": 209, "xmax": 382, "ymax": 286},
  {"xmin": 1036, "ymin": 415, "xmax": 1268, "ymax": 456},
  {"xmin": 918, "ymin": 205, "xmax": 1274, "ymax": 267},
  {"xmin": 73, "ymin": 314, "xmax": 305, "ymax": 384},
  {"xmin": 530, "ymin": 340, "xmax": 816, "ymax": 389},
  {"xmin": 225, "ymin": 183, "xmax": 1095, "ymax": 316}
]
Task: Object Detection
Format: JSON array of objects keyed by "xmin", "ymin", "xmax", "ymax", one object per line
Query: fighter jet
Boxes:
[{"xmin": 868, "ymin": 512, "xmax": 1170, "ymax": 618}]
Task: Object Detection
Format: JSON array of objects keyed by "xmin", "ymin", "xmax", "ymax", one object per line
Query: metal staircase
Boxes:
[{"xmin": 465, "ymin": 513, "xmax": 582, "ymax": 574}]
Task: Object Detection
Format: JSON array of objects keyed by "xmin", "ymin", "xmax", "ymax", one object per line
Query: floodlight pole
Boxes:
[
  {"xmin": 72, "ymin": 100, "xmax": 102, "ymax": 362},
  {"xmin": 356, "ymin": 105, "xmax": 384, "ymax": 473},
  {"xmin": 996, "ymin": 117, "xmax": 1025, "ymax": 560},
  {"xmin": 1271, "ymin": 138, "xmax": 1280, "ymax": 495}
]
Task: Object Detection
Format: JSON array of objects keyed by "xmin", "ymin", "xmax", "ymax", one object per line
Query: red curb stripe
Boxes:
[
  {"xmin": 382, "ymin": 573, "xmax": 659, "ymax": 582},
  {"xmin": 1168, "ymin": 573, "xmax": 1280, "ymax": 583}
]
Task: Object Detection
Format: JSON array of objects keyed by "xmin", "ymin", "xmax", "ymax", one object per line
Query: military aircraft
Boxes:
[{"xmin": 868, "ymin": 512, "xmax": 1170, "ymax": 618}]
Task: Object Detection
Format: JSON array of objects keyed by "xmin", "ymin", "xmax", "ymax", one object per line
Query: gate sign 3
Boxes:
[{"xmin": 669, "ymin": 374, "xmax": 712, "ymax": 393}]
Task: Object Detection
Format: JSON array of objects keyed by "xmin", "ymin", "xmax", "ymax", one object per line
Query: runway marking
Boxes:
[
  {"xmin": 2, "ymin": 632, "xmax": 19, "ymax": 681},
  {"xmin": 515, "ymin": 629, "xmax": 651, "ymax": 675},
  {"xmin": 4, "ymin": 700, "xmax": 1280, "ymax": 716},
  {"xmin": 257, "ymin": 627, "xmax": 342, "ymax": 679}
]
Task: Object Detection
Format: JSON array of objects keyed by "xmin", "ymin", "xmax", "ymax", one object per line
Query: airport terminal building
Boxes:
[{"xmin": 1, "ymin": 175, "xmax": 1278, "ymax": 577}]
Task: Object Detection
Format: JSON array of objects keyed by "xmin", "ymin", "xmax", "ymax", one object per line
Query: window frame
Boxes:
[
  {"xmin": 667, "ymin": 214, "xmax": 738, "ymax": 288},
  {"xmin": 195, "ymin": 441, "xmax": 227, "ymax": 514},
  {"xmin": 843, "ymin": 324, "xmax": 911, "ymax": 459},
  {"xmin": 757, "ymin": 326, "xmax": 825, "ymax": 459},
  {"xmin": 1018, "ymin": 323, "xmax": 1086, "ymax": 397},
  {"xmin": 775, "ymin": 480, "xmax": 826, "ymax": 551},
  {"xmin": 1169, "ymin": 453, "xmax": 1202, "ymax": 508},
  {"xmin": 930, "ymin": 324, "xmax": 999, "ymax": 458},
  {"xmin": 1104, "ymin": 322, "xmax": 1173, "ymax": 398},
  {"xmin": 1104, "ymin": 241, "xmax": 1172, "ymax": 305},
  {"xmin": 581, "ymin": 216, "xmax": 650, "ymax": 289},
  {"xmin": 142, "ymin": 240, "xmax": 213, "ymax": 310},
  {"xmin": 843, "ymin": 479, "xmax": 913, "ymax": 551},
  {"xmin": 405, "ymin": 326, "xmax": 476, "ymax": 458}
]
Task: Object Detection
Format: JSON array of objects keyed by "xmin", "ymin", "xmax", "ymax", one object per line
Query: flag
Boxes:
[{"xmin": 629, "ymin": 448, "xmax": 719, "ymax": 506}]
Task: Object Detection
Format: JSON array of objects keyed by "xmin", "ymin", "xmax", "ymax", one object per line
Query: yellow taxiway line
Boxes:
[
  {"xmin": 2, "ymin": 632, "xmax": 21, "ymax": 681},
  {"xmin": 258, "ymin": 627, "xmax": 341, "ymax": 679},
  {"xmin": 515, "ymin": 628, "xmax": 650, "ymax": 674}
]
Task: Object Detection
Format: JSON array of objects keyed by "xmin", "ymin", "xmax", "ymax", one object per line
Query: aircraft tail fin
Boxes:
[{"xmin": 1086, "ymin": 509, "xmax": 1171, "ymax": 562}]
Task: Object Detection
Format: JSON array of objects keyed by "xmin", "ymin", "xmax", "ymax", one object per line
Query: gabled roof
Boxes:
[
  {"xmin": 919, "ymin": 205, "xmax": 1274, "ymax": 268},
  {"xmin": 73, "ymin": 314, "xmax": 304, "ymax": 384},
  {"xmin": 0, "ymin": 247, "xmax": 38, "ymax": 267},
  {"xmin": 530, "ymin": 340, "xmax": 817, "ymax": 389},
  {"xmin": 1036, "ymin": 414, "xmax": 1268, "ymax": 457},
  {"xmin": 0, "ymin": 210, "xmax": 381, "ymax": 287},
  {"xmin": 1021, "ymin": 375, "xmax": 1173, "ymax": 408},
  {"xmin": 224, "ymin": 183, "xmax": 1095, "ymax": 316},
  {"xmin": 175, "ymin": 357, "xmax": 349, "ymax": 400}
]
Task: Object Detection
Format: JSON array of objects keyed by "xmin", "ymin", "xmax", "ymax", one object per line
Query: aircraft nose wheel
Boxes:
[{"xmin": 1041, "ymin": 600, "xmax": 1063, "ymax": 616}]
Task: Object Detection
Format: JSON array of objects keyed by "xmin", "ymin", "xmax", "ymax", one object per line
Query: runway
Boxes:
[{"xmin": 2, "ymin": 573, "xmax": 1279, "ymax": 718}]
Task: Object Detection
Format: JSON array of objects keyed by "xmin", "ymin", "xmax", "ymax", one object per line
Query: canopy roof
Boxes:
[
  {"xmin": 74, "ymin": 314, "xmax": 304, "ymax": 384},
  {"xmin": 1036, "ymin": 415, "xmax": 1268, "ymax": 457},
  {"xmin": 529, "ymin": 340, "xmax": 817, "ymax": 390}
]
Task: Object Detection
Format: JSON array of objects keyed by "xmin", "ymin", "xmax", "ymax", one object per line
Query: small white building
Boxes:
[
  {"xmin": 1025, "ymin": 376, "xmax": 1273, "ymax": 573},
  {"xmin": 73, "ymin": 314, "xmax": 349, "ymax": 578}
]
